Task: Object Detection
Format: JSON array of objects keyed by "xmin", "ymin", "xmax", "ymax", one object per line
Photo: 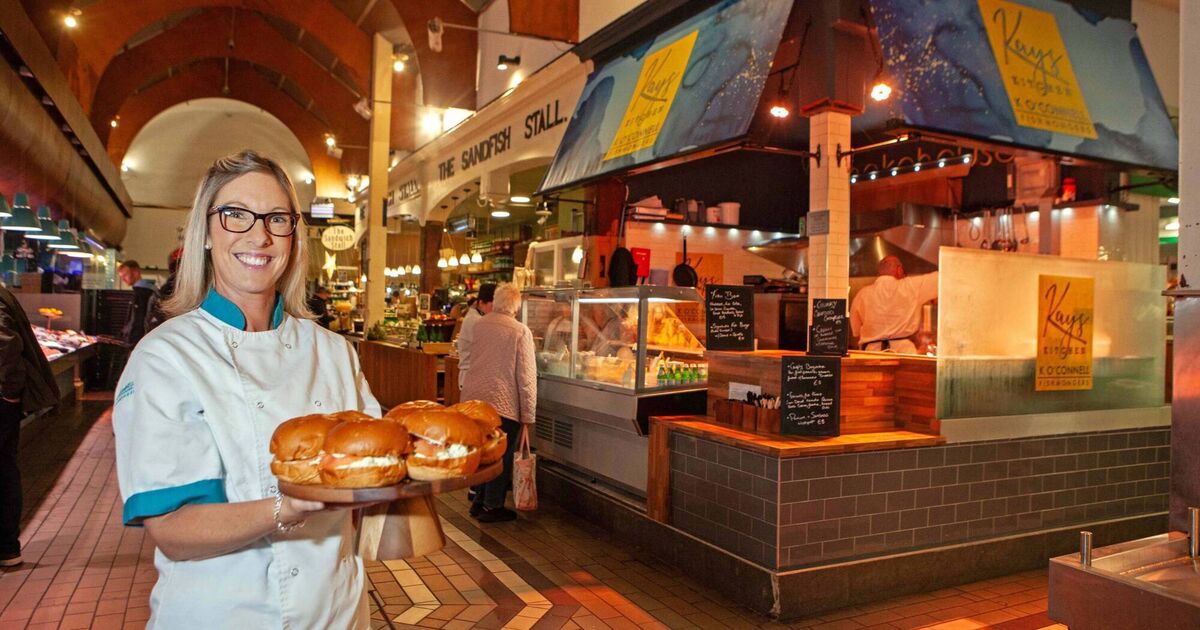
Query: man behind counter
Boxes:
[{"xmin": 849, "ymin": 255, "xmax": 938, "ymax": 354}]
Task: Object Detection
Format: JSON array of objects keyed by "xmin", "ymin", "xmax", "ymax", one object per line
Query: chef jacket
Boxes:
[
  {"xmin": 849, "ymin": 272, "xmax": 939, "ymax": 353},
  {"xmin": 113, "ymin": 289, "xmax": 381, "ymax": 630}
]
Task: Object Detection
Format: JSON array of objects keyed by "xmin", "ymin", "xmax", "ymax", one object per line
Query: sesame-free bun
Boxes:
[
  {"xmin": 269, "ymin": 414, "xmax": 338, "ymax": 485},
  {"xmin": 383, "ymin": 400, "xmax": 443, "ymax": 423},
  {"xmin": 328, "ymin": 410, "xmax": 375, "ymax": 423},
  {"xmin": 451, "ymin": 401, "xmax": 505, "ymax": 465},
  {"xmin": 319, "ymin": 420, "xmax": 411, "ymax": 487},
  {"xmin": 404, "ymin": 410, "xmax": 484, "ymax": 446},
  {"xmin": 404, "ymin": 409, "xmax": 485, "ymax": 480},
  {"xmin": 451, "ymin": 400, "xmax": 501, "ymax": 430}
]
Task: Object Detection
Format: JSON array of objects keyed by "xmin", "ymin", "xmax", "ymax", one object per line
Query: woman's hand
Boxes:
[{"xmin": 279, "ymin": 497, "xmax": 387, "ymax": 523}]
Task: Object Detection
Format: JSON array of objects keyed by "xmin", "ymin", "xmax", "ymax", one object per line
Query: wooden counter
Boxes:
[
  {"xmin": 646, "ymin": 414, "xmax": 944, "ymax": 522},
  {"xmin": 359, "ymin": 340, "xmax": 440, "ymax": 408},
  {"xmin": 444, "ymin": 356, "xmax": 461, "ymax": 406},
  {"xmin": 707, "ymin": 350, "xmax": 937, "ymax": 434}
]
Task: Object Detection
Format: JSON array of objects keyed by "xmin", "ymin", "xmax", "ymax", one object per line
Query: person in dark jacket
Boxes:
[
  {"xmin": 118, "ymin": 260, "xmax": 156, "ymax": 347},
  {"xmin": 0, "ymin": 285, "xmax": 61, "ymax": 566}
]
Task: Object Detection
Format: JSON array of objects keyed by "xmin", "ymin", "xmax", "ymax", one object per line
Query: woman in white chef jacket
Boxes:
[{"xmin": 112, "ymin": 150, "xmax": 381, "ymax": 629}]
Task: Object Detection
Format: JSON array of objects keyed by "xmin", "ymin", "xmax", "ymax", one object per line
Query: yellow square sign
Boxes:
[
  {"xmin": 604, "ymin": 31, "xmax": 699, "ymax": 160},
  {"xmin": 1036, "ymin": 274, "xmax": 1094, "ymax": 391},
  {"xmin": 978, "ymin": 0, "xmax": 1097, "ymax": 139}
]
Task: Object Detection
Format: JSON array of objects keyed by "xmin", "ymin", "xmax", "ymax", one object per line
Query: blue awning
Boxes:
[
  {"xmin": 539, "ymin": 0, "xmax": 795, "ymax": 193},
  {"xmin": 868, "ymin": 0, "xmax": 1177, "ymax": 172}
]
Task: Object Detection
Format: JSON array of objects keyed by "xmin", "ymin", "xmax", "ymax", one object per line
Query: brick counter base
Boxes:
[{"xmin": 669, "ymin": 428, "xmax": 1170, "ymax": 569}]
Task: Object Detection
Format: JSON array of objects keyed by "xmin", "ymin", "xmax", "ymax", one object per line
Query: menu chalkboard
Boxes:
[
  {"xmin": 705, "ymin": 284, "xmax": 754, "ymax": 351},
  {"xmin": 781, "ymin": 356, "xmax": 840, "ymax": 437},
  {"xmin": 808, "ymin": 298, "xmax": 849, "ymax": 356}
]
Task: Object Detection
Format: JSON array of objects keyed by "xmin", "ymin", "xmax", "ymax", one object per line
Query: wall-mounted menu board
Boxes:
[
  {"xmin": 808, "ymin": 298, "xmax": 848, "ymax": 356},
  {"xmin": 781, "ymin": 356, "xmax": 840, "ymax": 437},
  {"xmin": 705, "ymin": 284, "xmax": 754, "ymax": 351}
]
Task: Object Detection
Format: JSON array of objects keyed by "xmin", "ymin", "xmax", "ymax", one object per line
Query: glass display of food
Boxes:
[{"xmin": 520, "ymin": 286, "xmax": 707, "ymax": 393}]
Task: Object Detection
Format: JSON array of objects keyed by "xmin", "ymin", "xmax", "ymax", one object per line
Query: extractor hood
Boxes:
[{"xmin": 745, "ymin": 204, "xmax": 950, "ymax": 278}]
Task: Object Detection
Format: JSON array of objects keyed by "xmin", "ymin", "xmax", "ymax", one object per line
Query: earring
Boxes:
[{"xmin": 205, "ymin": 243, "xmax": 212, "ymax": 250}]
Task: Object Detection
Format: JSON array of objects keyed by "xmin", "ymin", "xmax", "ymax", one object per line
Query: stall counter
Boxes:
[{"xmin": 358, "ymin": 340, "xmax": 447, "ymax": 408}]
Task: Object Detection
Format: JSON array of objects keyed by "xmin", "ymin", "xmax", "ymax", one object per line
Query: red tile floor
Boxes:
[{"xmin": 0, "ymin": 399, "xmax": 1067, "ymax": 629}]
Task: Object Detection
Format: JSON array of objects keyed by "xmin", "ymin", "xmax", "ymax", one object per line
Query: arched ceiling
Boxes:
[
  {"xmin": 122, "ymin": 97, "xmax": 315, "ymax": 211},
  {"xmin": 89, "ymin": 9, "xmax": 369, "ymax": 151},
  {"xmin": 107, "ymin": 59, "xmax": 344, "ymax": 198},
  {"xmin": 17, "ymin": 0, "xmax": 571, "ymax": 191}
]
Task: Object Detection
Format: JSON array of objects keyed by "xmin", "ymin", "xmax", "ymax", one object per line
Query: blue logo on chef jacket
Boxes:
[{"xmin": 116, "ymin": 382, "xmax": 134, "ymax": 405}]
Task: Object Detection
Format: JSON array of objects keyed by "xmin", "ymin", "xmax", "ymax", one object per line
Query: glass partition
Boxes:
[{"xmin": 936, "ymin": 248, "xmax": 1166, "ymax": 418}]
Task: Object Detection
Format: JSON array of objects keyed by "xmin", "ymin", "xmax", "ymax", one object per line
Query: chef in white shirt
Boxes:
[
  {"xmin": 849, "ymin": 256, "xmax": 938, "ymax": 354},
  {"xmin": 456, "ymin": 283, "xmax": 495, "ymax": 389},
  {"xmin": 113, "ymin": 150, "xmax": 381, "ymax": 629}
]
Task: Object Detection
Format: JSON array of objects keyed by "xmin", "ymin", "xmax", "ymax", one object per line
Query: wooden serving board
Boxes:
[{"xmin": 278, "ymin": 461, "xmax": 503, "ymax": 503}]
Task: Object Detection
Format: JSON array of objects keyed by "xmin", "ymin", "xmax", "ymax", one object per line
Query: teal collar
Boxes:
[{"xmin": 201, "ymin": 288, "xmax": 285, "ymax": 330}]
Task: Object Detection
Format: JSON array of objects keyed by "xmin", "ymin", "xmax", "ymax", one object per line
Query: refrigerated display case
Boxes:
[{"xmin": 521, "ymin": 286, "xmax": 708, "ymax": 496}]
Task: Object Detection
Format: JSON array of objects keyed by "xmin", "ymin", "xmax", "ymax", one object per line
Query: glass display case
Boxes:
[{"xmin": 521, "ymin": 286, "xmax": 707, "ymax": 393}]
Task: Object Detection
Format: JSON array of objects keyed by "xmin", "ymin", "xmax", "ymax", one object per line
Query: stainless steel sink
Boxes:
[{"xmin": 1050, "ymin": 529, "xmax": 1200, "ymax": 629}]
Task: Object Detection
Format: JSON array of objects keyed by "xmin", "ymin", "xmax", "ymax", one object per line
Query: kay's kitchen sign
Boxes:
[
  {"xmin": 436, "ymin": 98, "xmax": 570, "ymax": 182},
  {"xmin": 1036, "ymin": 274, "xmax": 1094, "ymax": 391}
]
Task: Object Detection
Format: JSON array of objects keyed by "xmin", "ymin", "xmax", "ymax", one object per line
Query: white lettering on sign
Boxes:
[{"xmin": 321, "ymin": 226, "xmax": 356, "ymax": 252}]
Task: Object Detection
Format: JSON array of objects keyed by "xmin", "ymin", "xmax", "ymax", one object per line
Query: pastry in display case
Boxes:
[{"xmin": 520, "ymin": 286, "xmax": 707, "ymax": 393}]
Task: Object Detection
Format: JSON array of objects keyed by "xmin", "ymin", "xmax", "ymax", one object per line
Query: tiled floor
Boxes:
[{"xmin": 1, "ymin": 399, "xmax": 1066, "ymax": 629}]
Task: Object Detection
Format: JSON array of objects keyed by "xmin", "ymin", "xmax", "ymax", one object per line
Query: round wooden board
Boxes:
[{"xmin": 279, "ymin": 461, "xmax": 503, "ymax": 503}]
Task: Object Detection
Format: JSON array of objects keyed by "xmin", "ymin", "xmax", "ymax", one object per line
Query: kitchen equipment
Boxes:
[
  {"xmin": 718, "ymin": 202, "xmax": 741, "ymax": 225},
  {"xmin": 754, "ymin": 292, "xmax": 807, "ymax": 350},
  {"xmin": 979, "ymin": 210, "xmax": 991, "ymax": 249},
  {"xmin": 672, "ymin": 236, "xmax": 698, "ymax": 287},
  {"xmin": 1019, "ymin": 209, "xmax": 1031, "ymax": 245},
  {"xmin": 706, "ymin": 206, "xmax": 721, "ymax": 223},
  {"xmin": 609, "ymin": 196, "xmax": 637, "ymax": 287}
]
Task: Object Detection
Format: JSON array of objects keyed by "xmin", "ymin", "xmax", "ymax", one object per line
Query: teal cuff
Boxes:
[{"xmin": 123, "ymin": 479, "xmax": 228, "ymax": 526}]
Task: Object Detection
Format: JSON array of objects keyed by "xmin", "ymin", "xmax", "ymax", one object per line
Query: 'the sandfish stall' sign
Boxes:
[
  {"xmin": 977, "ymin": 0, "xmax": 1096, "ymax": 139},
  {"xmin": 1036, "ymin": 274, "xmax": 1094, "ymax": 391}
]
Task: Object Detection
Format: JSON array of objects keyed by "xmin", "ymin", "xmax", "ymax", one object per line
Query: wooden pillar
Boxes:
[
  {"xmin": 419, "ymin": 221, "xmax": 443, "ymax": 296},
  {"xmin": 803, "ymin": 106, "xmax": 854, "ymax": 323},
  {"xmin": 364, "ymin": 33, "xmax": 392, "ymax": 329}
]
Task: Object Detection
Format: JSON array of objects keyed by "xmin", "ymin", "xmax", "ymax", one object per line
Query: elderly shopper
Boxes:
[
  {"xmin": 460, "ymin": 283, "xmax": 536, "ymax": 523},
  {"xmin": 112, "ymin": 150, "xmax": 381, "ymax": 628}
]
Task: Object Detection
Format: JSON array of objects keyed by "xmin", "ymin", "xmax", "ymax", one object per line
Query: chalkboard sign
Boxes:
[
  {"xmin": 705, "ymin": 284, "xmax": 754, "ymax": 351},
  {"xmin": 781, "ymin": 356, "xmax": 840, "ymax": 437},
  {"xmin": 808, "ymin": 298, "xmax": 849, "ymax": 356}
]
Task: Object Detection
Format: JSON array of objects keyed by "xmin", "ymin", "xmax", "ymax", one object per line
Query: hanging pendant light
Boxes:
[
  {"xmin": 446, "ymin": 254, "xmax": 458, "ymax": 268},
  {"xmin": 412, "ymin": 263, "xmax": 421, "ymax": 275},
  {"xmin": 0, "ymin": 194, "xmax": 11, "ymax": 219},
  {"xmin": 437, "ymin": 257, "xmax": 447, "ymax": 268},
  {"xmin": 397, "ymin": 265, "xmax": 406, "ymax": 276},
  {"xmin": 471, "ymin": 251, "xmax": 483, "ymax": 264},
  {"xmin": 3, "ymin": 194, "xmax": 41, "ymax": 232},
  {"xmin": 458, "ymin": 253, "xmax": 470, "ymax": 266},
  {"xmin": 27, "ymin": 206, "xmax": 61, "ymax": 241},
  {"xmin": 64, "ymin": 232, "xmax": 94, "ymax": 258},
  {"xmin": 48, "ymin": 220, "xmax": 80, "ymax": 249}
]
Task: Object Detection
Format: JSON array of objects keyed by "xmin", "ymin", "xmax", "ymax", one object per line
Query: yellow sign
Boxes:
[
  {"xmin": 1036, "ymin": 274, "xmax": 1094, "ymax": 391},
  {"xmin": 977, "ymin": 0, "xmax": 1097, "ymax": 139},
  {"xmin": 604, "ymin": 31, "xmax": 698, "ymax": 160}
]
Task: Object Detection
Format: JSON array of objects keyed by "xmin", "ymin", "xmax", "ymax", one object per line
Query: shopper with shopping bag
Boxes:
[
  {"xmin": 460, "ymin": 283, "xmax": 537, "ymax": 522},
  {"xmin": 513, "ymin": 426, "xmax": 537, "ymax": 511}
]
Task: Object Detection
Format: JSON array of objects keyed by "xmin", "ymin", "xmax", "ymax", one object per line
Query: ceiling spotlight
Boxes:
[
  {"xmin": 890, "ymin": 168, "xmax": 899, "ymax": 176},
  {"xmin": 421, "ymin": 112, "xmax": 442, "ymax": 134},
  {"xmin": 109, "ymin": 118, "xmax": 119, "ymax": 128},
  {"xmin": 497, "ymin": 55, "xmax": 520, "ymax": 71},
  {"xmin": 937, "ymin": 159, "xmax": 946, "ymax": 168},
  {"xmin": 868, "ymin": 172, "xmax": 877, "ymax": 180},
  {"xmin": 870, "ymin": 79, "xmax": 892, "ymax": 102},
  {"xmin": 913, "ymin": 163, "xmax": 921, "ymax": 172},
  {"xmin": 120, "ymin": 160, "xmax": 132, "ymax": 172},
  {"xmin": 963, "ymin": 155, "xmax": 971, "ymax": 164},
  {"xmin": 510, "ymin": 195, "xmax": 531, "ymax": 203},
  {"xmin": 491, "ymin": 209, "xmax": 511, "ymax": 219},
  {"xmin": 769, "ymin": 105, "xmax": 790, "ymax": 119},
  {"xmin": 346, "ymin": 175, "xmax": 360, "ymax": 190},
  {"xmin": 324, "ymin": 134, "xmax": 337, "ymax": 148},
  {"xmin": 303, "ymin": 175, "xmax": 314, "ymax": 185},
  {"xmin": 63, "ymin": 9, "xmax": 80, "ymax": 28},
  {"xmin": 850, "ymin": 175, "xmax": 858, "ymax": 184},
  {"xmin": 1168, "ymin": 197, "xmax": 1180, "ymax": 204},
  {"xmin": 392, "ymin": 54, "xmax": 408, "ymax": 73}
]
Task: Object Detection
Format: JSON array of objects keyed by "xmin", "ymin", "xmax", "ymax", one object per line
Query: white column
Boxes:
[
  {"xmin": 365, "ymin": 33, "xmax": 392, "ymax": 330},
  {"xmin": 806, "ymin": 110, "xmax": 852, "ymax": 320},
  {"xmin": 1179, "ymin": 1, "xmax": 1199, "ymax": 284}
]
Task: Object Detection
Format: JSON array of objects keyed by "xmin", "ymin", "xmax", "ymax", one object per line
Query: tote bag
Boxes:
[{"xmin": 513, "ymin": 424, "xmax": 537, "ymax": 511}]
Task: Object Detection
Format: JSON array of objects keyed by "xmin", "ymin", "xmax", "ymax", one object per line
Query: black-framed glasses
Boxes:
[{"xmin": 208, "ymin": 205, "xmax": 299, "ymax": 237}]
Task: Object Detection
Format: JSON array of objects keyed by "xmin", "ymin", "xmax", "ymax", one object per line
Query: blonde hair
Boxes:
[
  {"xmin": 162, "ymin": 150, "xmax": 313, "ymax": 320},
  {"xmin": 492, "ymin": 283, "xmax": 522, "ymax": 316}
]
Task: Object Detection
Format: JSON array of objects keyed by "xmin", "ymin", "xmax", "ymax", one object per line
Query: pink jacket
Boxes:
[{"xmin": 460, "ymin": 312, "xmax": 537, "ymax": 424}]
